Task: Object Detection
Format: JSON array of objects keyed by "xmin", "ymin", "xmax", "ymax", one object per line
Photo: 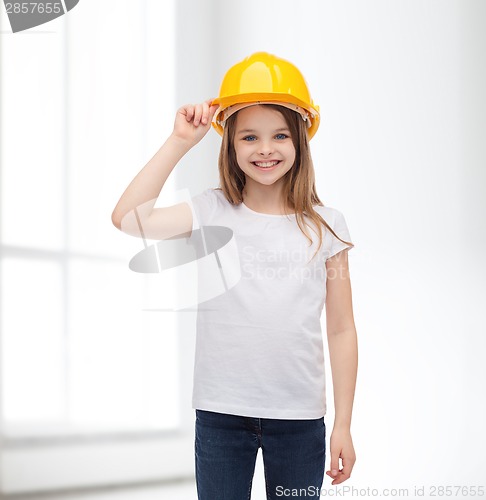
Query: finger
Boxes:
[
  {"xmin": 184, "ymin": 105, "xmax": 195, "ymax": 122},
  {"xmin": 330, "ymin": 453, "xmax": 340, "ymax": 478},
  {"xmin": 332, "ymin": 474, "xmax": 348, "ymax": 485},
  {"xmin": 332, "ymin": 471, "xmax": 346, "ymax": 485},
  {"xmin": 330, "ymin": 457, "xmax": 353, "ymax": 485},
  {"xmin": 325, "ymin": 469, "xmax": 342, "ymax": 479},
  {"xmin": 340, "ymin": 456, "xmax": 354, "ymax": 479},
  {"xmin": 204, "ymin": 97, "xmax": 219, "ymax": 120},
  {"xmin": 193, "ymin": 104, "xmax": 203, "ymax": 126},
  {"xmin": 209, "ymin": 102, "xmax": 219, "ymax": 119},
  {"xmin": 201, "ymin": 101, "xmax": 210, "ymax": 125},
  {"xmin": 326, "ymin": 468, "xmax": 345, "ymax": 485}
]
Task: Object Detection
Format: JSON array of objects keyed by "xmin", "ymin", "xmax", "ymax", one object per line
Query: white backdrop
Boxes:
[{"xmin": 178, "ymin": 0, "xmax": 486, "ymax": 492}]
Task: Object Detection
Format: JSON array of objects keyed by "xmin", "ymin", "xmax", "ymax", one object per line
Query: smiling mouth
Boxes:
[{"xmin": 252, "ymin": 160, "xmax": 281, "ymax": 169}]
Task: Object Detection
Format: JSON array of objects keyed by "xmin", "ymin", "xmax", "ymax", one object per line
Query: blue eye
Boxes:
[
  {"xmin": 242, "ymin": 135, "xmax": 257, "ymax": 141},
  {"xmin": 275, "ymin": 133, "xmax": 289, "ymax": 140}
]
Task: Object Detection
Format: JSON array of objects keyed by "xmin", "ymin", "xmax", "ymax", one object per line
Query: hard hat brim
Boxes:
[{"xmin": 211, "ymin": 96, "xmax": 320, "ymax": 140}]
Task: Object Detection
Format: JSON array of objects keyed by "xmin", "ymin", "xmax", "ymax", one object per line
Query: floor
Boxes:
[{"xmin": 3, "ymin": 451, "xmax": 268, "ymax": 500}]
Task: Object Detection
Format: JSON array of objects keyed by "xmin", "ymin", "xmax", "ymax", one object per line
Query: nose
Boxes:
[{"xmin": 258, "ymin": 140, "xmax": 274, "ymax": 156}]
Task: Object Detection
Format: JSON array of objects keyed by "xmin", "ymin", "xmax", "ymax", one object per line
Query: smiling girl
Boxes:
[{"xmin": 112, "ymin": 52, "xmax": 358, "ymax": 500}]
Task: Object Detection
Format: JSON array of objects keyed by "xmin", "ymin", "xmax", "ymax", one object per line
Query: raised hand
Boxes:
[{"xmin": 172, "ymin": 98, "xmax": 219, "ymax": 147}]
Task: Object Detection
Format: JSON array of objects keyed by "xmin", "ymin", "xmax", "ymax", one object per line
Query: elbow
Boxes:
[
  {"xmin": 111, "ymin": 209, "xmax": 147, "ymax": 237},
  {"xmin": 111, "ymin": 208, "xmax": 153, "ymax": 237},
  {"xmin": 327, "ymin": 325, "xmax": 357, "ymax": 337},
  {"xmin": 111, "ymin": 210, "xmax": 122, "ymax": 231}
]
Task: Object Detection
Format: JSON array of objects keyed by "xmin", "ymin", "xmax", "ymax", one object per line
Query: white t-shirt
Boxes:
[{"xmin": 187, "ymin": 187, "xmax": 354, "ymax": 419}]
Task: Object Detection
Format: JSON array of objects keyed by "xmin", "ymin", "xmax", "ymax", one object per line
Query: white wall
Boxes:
[{"xmin": 176, "ymin": 0, "xmax": 486, "ymax": 491}]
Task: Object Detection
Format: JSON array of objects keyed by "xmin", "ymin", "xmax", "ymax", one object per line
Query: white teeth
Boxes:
[{"xmin": 254, "ymin": 161, "xmax": 279, "ymax": 168}]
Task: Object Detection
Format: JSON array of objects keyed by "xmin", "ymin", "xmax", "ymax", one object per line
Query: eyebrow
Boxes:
[{"xmin": 236, "ymin": 127, "xmax": 290, "ymax": 135}]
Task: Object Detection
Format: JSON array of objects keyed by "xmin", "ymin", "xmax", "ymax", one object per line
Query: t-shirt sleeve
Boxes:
[
  {"xmin": 327, "ymin": 209, "xmax": 355, "ymax": 260},
  {"xmin": 187, "ymin": 188, "xmax": 218, "ymax": 232}
]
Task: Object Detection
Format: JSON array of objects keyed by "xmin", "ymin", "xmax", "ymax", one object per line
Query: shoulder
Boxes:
[
  {"xmin": 312, "ymin": 204, "xmax": 344, "ymax": 224},
  {"xmin": 190, "ymin": 187, "xmax": 228, "ymax": 220},
  {"xmin": 191, "ymin": 187, "xmax": 223, "ymax": 204},
  {"xmin": 313, "ymin": 204, "xmax": 353, "ymax": 245},
  {"xmin": 193, "ymin": 187, "xmax": 221, "ymax": 198},
  {"xmin": 198, "ymin": 187, "xmax": 234, "ymax": 207}
]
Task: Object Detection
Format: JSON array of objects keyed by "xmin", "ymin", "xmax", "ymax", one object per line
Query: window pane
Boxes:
[
  {"xmin": 68, "ymin": 258, "xmax": 179, "ymax": 430},
  {"xmin": 66, "ymin": 1, "xmax": 144, "ymax": 257},
  {"xmin": 0, "ymin": 23, "xmax": 64, "ymax": 250},
  {"xmin": 0, "ymin": 0, "xmax": 179, "ymax": 439},
  {"xmin": 1, "ymin": 258, "xmax": 64, "ymax": 425},
  {"xmin": 65, "ymin": 0, "xmax": 176, "ymax": 260}
]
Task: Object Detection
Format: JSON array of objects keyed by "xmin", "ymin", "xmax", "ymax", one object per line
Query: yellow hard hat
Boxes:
[{"xmin": 212, "ymin": 52, "xmax": 320, "ymax": 139}]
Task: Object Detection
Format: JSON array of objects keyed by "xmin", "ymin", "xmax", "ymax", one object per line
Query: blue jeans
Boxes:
[{"xmin": 194, "ymin": 409, "xmax": 326, "ymax": 500}]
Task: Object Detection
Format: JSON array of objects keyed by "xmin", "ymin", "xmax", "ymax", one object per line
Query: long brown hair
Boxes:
[{"xmin": 215, "ymin": 103, "xmax": 354, "ymax": 263}]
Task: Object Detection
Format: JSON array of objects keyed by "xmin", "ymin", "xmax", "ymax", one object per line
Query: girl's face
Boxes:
[{"xmin": 233, "ymin": 105, "xmax": 296, "ymax": 190}]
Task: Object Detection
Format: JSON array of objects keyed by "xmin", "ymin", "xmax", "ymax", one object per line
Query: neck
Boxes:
[{"xmin": 242, "ymin": 184, "xmax": 292, "ymax": 215}]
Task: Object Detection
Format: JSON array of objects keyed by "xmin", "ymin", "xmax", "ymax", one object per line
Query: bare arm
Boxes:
[
  {"xmin": 111, "ymin": 134, "xmax": 192, "ymax": 230},
  {"xmin": 111, "ymin": 99, "xmax": 218, "ymax": 237},
  {"xmin": 325, "ymin": 248, "xmax": 358, "ymax": 484}
]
